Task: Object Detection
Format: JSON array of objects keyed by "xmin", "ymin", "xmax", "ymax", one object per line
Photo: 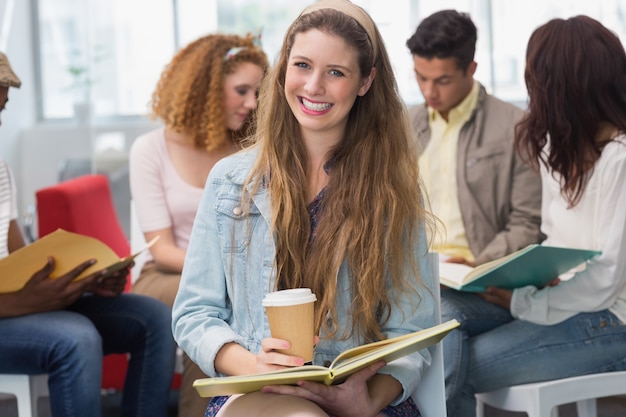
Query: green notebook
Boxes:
[{"xmin": 439, "ymin": 244, "xmax": 602, "ymax": 292}]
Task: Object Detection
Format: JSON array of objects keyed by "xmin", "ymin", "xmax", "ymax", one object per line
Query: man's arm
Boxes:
[
  {"xmin": 0, "ymin": 256, "xmax": 100, "ymax": 318},
  {"xmin": 0, "ymin": 218, "xmax": 129, "ymax": 317},
  {"xmin": 474, "ymin": 149, "xmax": 544, "ymax": 264}
]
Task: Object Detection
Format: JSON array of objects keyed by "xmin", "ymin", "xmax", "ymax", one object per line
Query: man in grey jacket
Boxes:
[{"xmin": 406, "ymin": 9, "xmax": 543, "ymax": 267}]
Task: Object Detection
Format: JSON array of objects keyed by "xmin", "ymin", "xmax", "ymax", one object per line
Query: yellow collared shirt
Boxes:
[{"xmin": 419, "ymin": 81, "xmax": 480, "ymax": 261}]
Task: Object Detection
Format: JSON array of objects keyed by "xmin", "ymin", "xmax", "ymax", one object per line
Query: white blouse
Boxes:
[
  {"xmin": 0, "ymin": 160, "xmax": 18, "ymax": 259},
  {"xmin": 511, "ymin": 135, "xmax": 626, "ymax": 325}
]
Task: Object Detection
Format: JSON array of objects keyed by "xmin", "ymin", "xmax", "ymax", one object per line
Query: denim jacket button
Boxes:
[
  {"xmin": 323, "ymin": 360, "xmax": 332, "ymax": 367},
  {"xmin": 233, "ymin": 206, "xmax": 242, "ymax": 216}
]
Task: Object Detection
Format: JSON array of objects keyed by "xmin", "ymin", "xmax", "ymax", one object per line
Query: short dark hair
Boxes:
[{"xmin": 406, "ymin": 9, "xmax": 477, "ymax": 72}]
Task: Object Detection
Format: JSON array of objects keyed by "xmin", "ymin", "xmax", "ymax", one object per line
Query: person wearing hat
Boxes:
[
  {"xmin": 0, "ymin": 52, "xmax": 177, "ymax": 417},
  {"xmin": 0, "ymin": 51, "xmax": 22, "ymax": 125}
]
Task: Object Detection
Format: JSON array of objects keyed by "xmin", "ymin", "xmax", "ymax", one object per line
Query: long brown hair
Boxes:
[
  {"xmin": 244, "ymin": 6, "xmax": 429, "ymax": 342},
  {"xmin": 515, "ymin": 16, "xmax": 626, "ymax": 207},
  {"xmin": 151, "ymin": 34, "xmax": 268, "ymax": 151}
]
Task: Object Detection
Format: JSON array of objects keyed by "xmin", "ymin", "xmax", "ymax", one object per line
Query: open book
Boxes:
[
  {"xmin": 193, "ymin": 319, "xmax": 460, "ymax": 398},
  {"xmin": 439, "ymin": 244, "xmax": 601, "ymax": 292},
  {"xmin": 0, "ymin": 229, "xmax": 158, "ymax": 293}
]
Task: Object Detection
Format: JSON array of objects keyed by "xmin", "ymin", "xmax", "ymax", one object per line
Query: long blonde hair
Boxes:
[{"xmin": 244, "ymin": 5, "xmax": 428, "ymax": 342}]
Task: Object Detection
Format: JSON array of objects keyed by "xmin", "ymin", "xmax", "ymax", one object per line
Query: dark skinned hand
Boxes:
[
  {"xmin": 87, "ymin": 261, "xmax": 134, "ymax": 296},
  {"xmin": 17, "ymin": 256, "xmax": 100, "ymax": 314},
  {"xmin": 478, "ymin": 287, "xmax": 512, "ymax": 309},
  {"xmin": 479, "ymin": 278, "xmax": 561, "ymax": 310}
]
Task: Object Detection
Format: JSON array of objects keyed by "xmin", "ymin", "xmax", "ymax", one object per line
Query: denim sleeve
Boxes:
[{"xmin": 171, "ymin": 165, "xmax": 243, "ymax": 377}]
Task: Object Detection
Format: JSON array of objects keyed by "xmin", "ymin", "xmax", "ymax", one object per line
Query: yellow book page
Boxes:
[
  {"xmin": 438, "ymin": 263, "xmax": 474, "ymax": 288},
  {"xmin": 329, "ymin": 319, "xmax": 460, "ymax": 383},
  {"xmin": 192, "ymin": 319, "xmax": 460, "ymax": 398},
  {"xmin": 439, "ymin": 246, "xmax": 534, "ymax": 288},
  {"xmin": 193, "ymin": 366, "xmax": 330, "ymax": 397},
  {"xmin": 0, "ymin": 229, "xmax": 158, "ymax": 293},
  {"xmin": 463, "ymin": 250, "xmax": 524, "ymax": 281}
]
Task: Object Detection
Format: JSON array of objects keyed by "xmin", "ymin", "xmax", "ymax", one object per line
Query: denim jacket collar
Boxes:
[
  {"xmin": 224, "ymin": 146, "xmax": 259, "ymax": 186},
  {"xmin": 222, "ymin": 147, "xmax": 273, "ymax": 225}
]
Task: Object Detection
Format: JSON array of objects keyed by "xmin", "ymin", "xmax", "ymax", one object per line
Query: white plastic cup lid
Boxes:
[{"xmin": 262, "ymin": 288, "xmax": 317, "ymax": 307}]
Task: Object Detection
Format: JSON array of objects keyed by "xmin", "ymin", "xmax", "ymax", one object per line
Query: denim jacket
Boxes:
[{"xmin": 172, "ymin": 147, "xmax": 437, "ymax": 405}]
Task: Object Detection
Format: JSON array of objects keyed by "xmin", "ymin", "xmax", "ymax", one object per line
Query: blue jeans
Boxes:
[
  {"xmin": 0, "ymin": 293, "xmax": 177, "ymax": 417},
  {"xmin": 441, "ymin": 288, "xmax": 626, "ymax": 417}
]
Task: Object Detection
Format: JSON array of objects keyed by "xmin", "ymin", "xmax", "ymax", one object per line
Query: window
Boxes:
[
  {"xmin": 216, "ymin": 0, "xmax": 304, "ymax": 62},
  {"xmin": 33, "ymin": 0, "xmax": 626, "ymax": 120},
  {"xmin": 35, "ymin": 0, "xmax": 177, "ymax": 120},
  {"xmin": 489, "ymin": 0, "xmax": 626, "ymax": 103}
]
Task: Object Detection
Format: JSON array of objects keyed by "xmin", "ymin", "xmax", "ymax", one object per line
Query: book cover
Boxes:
[
  {"xmin": 0, "ymin": 229, "xmax": 157, "ymax": 293},
  {"xmin": 193, "ymin": 319, "xmax": 460, "ymax": 398},
  {"xmin": 439, "ymin": 244, "xmax": 602, "ymax": 292}
]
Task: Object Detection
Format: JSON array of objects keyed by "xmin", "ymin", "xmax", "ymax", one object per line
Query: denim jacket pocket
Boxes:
[{"xmin": 214, "ymin": 196, "xmax": 262, "ymax": 253}]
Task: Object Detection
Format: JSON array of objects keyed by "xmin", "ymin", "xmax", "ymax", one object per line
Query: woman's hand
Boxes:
[
  {"xmin": 216, "ymin": 336, "xmax": 320, "ymax": 378},
  {"xmin": 546, "ymin": 277, "xmax": 561, "ymax": 287},
  {"xmin": 261, "ymin": 360, "xmax": 389, "ymax": 417},
  {"xmin": 480, "ymin": 277, "xmax": 561, "ymax": 310},
  {"xmin": 479, "ymin": 287, "xmax": 512, "ymax": 309},
  {"xmin": 255, "ymin": 335, "xmax": 320, "ymax": 373}
]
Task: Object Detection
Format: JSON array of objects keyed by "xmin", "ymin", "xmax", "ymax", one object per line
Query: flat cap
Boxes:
[{"xmin": 0, "ymin": 52, "xmax": 21, "ymax": 88}]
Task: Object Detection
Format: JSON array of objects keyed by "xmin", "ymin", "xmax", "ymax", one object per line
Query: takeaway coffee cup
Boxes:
[{"xmin": 262, "ymin": 288, "xmax": 317, "ymax": 362}]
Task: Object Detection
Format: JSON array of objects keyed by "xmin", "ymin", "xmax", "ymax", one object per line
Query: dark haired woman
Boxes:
[{"xmin": 441, "ymin": 15, "xmax": 626, "ymax": 417}]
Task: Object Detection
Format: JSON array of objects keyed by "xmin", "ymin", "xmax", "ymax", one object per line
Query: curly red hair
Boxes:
[{"xmin": 151, "ymin": 34, "xmax": 268, "ymax": 151}]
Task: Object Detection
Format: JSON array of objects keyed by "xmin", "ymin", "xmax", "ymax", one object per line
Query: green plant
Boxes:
[
  {"xmin": 66, "ymin": 65, "xmax": 94, "ymax": 103},
  {"xmin": 65, "ymin": 46, "xmax": 107, "ymax": 103}
]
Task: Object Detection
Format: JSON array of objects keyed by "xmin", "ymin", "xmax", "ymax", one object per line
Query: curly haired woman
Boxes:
[{"xmin": 129, "ymin": 33, "xmax": 268, "ymax": 416}]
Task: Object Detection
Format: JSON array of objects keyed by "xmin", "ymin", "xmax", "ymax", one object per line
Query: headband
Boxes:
[
  {"xmin": 224, "ymin": 29, "xmax": 263, "ymax": 61},
  {"xmin": 300, "ymin": 0, "xmax": 378, "ymax": 61}
]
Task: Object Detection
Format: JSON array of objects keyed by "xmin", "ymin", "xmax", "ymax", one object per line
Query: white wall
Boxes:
[
  {"xmin": 1, "ymin": 0, "xmax": 159, "ymax": 237},
  {"xmin": 18, "ymin": 120, "xmax": 159, "ymax": 238}
]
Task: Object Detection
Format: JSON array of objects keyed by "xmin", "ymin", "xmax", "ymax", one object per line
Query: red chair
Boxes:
[
  {"xmin": 35, "ymin": 174, "xmax": 181, "ymax": 391},
  {"xmin": 36, "ymin": 174, "xmax": 131, "ymax": 390}
]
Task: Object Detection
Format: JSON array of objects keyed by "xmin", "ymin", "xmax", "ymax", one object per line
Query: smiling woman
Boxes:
[
  {"xmin": 171, "ymin": 1, "xmax": 438, "ymax": 416},
  {"xmin": 284, "ymin": 29, "xmax": 376, "ymax": 165}
]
